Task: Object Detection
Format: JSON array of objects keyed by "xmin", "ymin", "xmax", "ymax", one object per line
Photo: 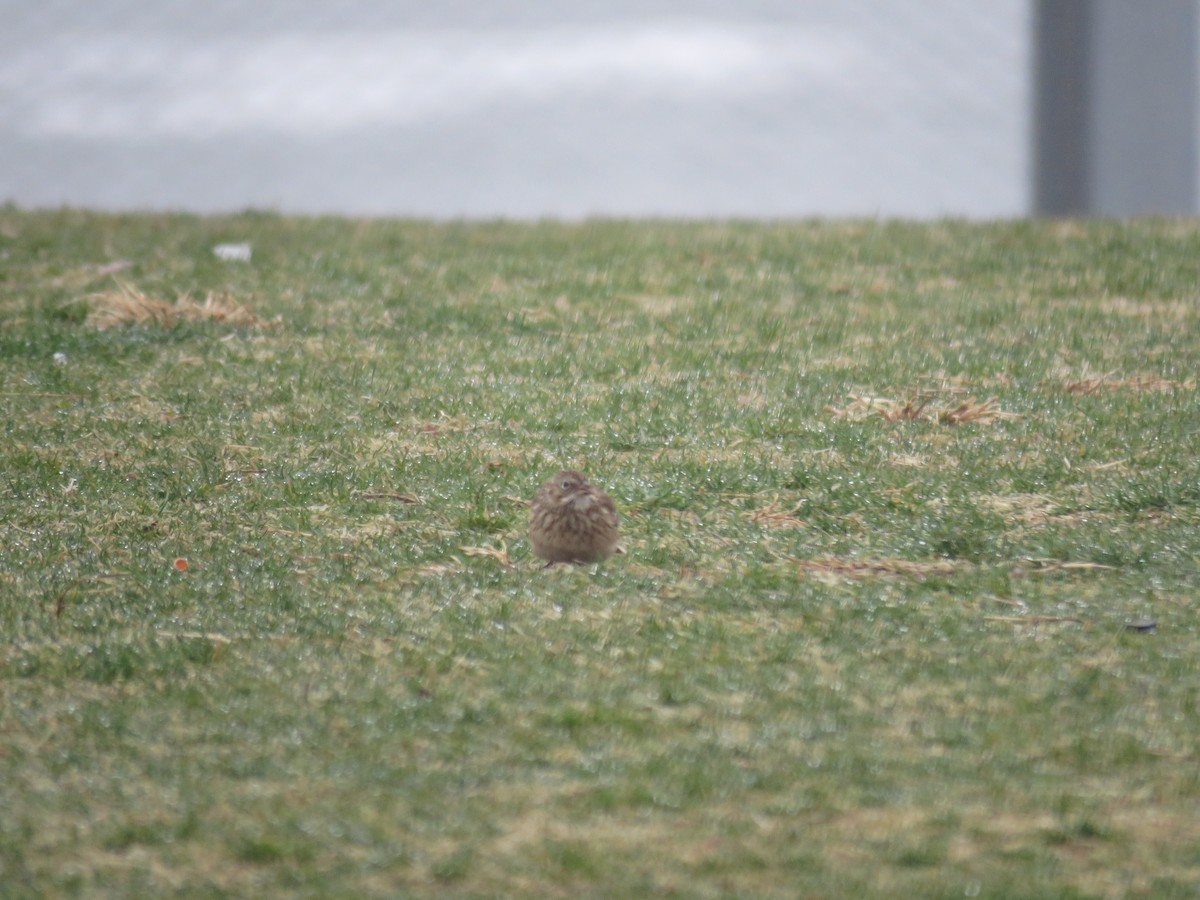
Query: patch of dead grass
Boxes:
[
  {"xmin": 1009, "ymin": 558, "xmax": 1116, "ymax": 575},
  {"xmin": 826, "ymin": 394, "xmax": 1012, "ymax": 425},
  {"xmin": 354, "ymin": 490, "xmax": 420, "ymax": 504},
  {"xmin": 746, "ymin": 503, "xmax": 805, "ymax": 528},
  {"xmin": 624, "ymin": 293, "xmax": 692, "ymax": 316},
  {"xmin": 983, "ymin": 614, "xmax": 1085, "ymax": 626},
  {"xmin": 86, "ymin": 282, "xmax": 272, "ymax": 330},
  {"xmin": 795, "ymin": 556, "xmax": 962, "ymax": 581},
  {"xmin": 1096, "ymin": 297, "xmax": 1196, "ymax": 319},
  {"xmin": 460, "ymin": 542, "xmax": 512, "ymax": 565},
  {"xmin": 984, "ymin": 493, "xmax": 1064, "ymax": 525},
  {"xmin": 1063, "ymin": 372, "xmax": 1195, "ymax": 394}
]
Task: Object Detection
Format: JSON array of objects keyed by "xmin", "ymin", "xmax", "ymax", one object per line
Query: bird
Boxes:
[{"xmin": 529, "ymin": 470, "xmax": 620, "ymax": 564}]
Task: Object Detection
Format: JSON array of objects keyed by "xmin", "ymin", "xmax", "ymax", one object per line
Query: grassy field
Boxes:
[{"xmin": 1, "ymin": 208, "xmax": 1198, "ymax": 897}]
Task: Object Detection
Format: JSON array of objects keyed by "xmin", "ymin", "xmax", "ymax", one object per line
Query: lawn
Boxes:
[{"xmin": 1, "ymin": 209, "xmax": 1198, "ymax": 897}]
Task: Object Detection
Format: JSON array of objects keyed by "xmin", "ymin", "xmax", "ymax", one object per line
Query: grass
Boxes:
[{"xmin": 2, "ymin": 208, "xmax": 1199, "ymax": 897}]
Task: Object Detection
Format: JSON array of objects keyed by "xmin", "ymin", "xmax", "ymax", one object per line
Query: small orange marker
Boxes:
[{"xmin": 173, "ymin": 558, "xmax": 188, "ymax": 571}]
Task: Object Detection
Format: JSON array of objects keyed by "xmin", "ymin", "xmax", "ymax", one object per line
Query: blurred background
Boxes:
[{"xmin": 1, "ymin": 1, "xmax": 1195, "ymax": 218}]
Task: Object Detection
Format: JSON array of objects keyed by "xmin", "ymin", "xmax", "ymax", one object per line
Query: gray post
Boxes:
[
  {"xmin": 1033, "ymin": 0, "xmax": 1093, "ymax": 214},
  {"xmin": 1033, "ymin": 0, "xmax": 1198, "ymax": 216}
]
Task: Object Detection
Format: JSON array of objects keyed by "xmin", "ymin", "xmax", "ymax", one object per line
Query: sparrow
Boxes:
[{"xmin": 529, "ymin": 470, "xmax": 620, "ymax": 564}]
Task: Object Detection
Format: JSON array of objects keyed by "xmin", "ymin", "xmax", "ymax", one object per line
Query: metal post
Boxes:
[
  {"xmin": 1033, "ymin": 0, "xmax": 1198, "ymax": 216},
  {"xmin": 1033, "ymin": 0, "xmax": 1093, "ymax": 214}
]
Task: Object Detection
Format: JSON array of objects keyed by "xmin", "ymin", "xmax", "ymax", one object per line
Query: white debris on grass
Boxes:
[{"xmin": 213, "ymin": 243, "xmax": 252, "ymax": 262}]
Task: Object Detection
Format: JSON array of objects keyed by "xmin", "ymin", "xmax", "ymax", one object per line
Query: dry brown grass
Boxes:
[
  {"xmin": 984, "ymin": 493, "xmax": 1068, "ymax": 526},
  {"xmin": 1096, "ymin": 297, "xmax": 1196, "ymax": 319},
  {"xmin": 86, "ymin": 282, "xmax": 271, "ymax": 330},
  {"xmin": 795, "ymin": 556, "xmax": 962, "ymax": 580},
  {"xmin": 1063, "ymin": 372, "xmax": 1195, "ymax": 394},
  {"xmin": 826, "ymin": 393, "xmax": 1011, "ymax": 425},
  {"xmin": 746, "ymin": 503, "xmax": 806, "ymax": 529},
  {"xmin": 460, "ymin": 542, "xmax": 512, "ymax": 565}
]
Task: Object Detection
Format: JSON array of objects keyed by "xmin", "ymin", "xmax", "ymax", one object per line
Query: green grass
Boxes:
[{"xmin": 2, "ymin": 208, "xmax": 1199, "ymax": 897}]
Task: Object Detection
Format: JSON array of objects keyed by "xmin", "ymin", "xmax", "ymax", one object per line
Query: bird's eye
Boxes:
[{"xmin": 561, "ymin": 480, "xmax": 573, "ymax": 491}]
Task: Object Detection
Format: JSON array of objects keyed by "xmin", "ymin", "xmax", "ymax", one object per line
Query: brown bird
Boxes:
[{"xmin": 529, "ymin": 470, "xmax": 620, "ymax": 564}]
